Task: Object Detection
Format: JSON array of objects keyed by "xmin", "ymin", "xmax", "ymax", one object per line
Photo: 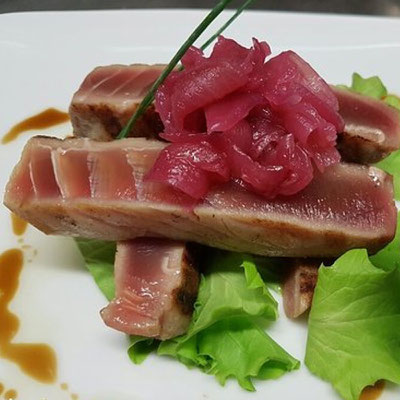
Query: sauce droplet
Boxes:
[
  {"xmin": 2, "ymin": 108, "xmax": 69, "ymax": 144},
  {"xmin": 360, "ymin": 380, "xmax": 385, "ymax": 400},
  {"xmin": 0, "ymin": 249, "xmax": 57, "ymax": 383},
  {"xmin": 10, "ymin": 214, "xmax": 28, "ymax": 236},
  {"xmin": 71, "ymin": 394, "xmax": 78, "ymax": 400},
  {"xmin": 60, "ymin": 383, "xmax": 68, "ymax": 391},
  {"xmin": 3, "ymin": 389, "xmax": 17, "ymax": 400}
]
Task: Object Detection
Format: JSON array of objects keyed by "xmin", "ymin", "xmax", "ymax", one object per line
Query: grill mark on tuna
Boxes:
[
  {"xmin": 171, "ymin": 248, "xmax": 199, "ymax": 316},
  {"xmin": 282, "ymin": 258, "xmax": 321, "ymax": 318},
  {"xmin": 108, "ymin": 73, "xmax": 141, "ymax": 97},
  {"xmin": 83, "ymin": 69, "xmax": 124, "ymax": 101}
]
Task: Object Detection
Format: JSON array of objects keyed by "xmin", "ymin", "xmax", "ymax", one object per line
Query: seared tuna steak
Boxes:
[{"xmin": 4, "ymin": 136, "xmax": 396, "ymax": 257}]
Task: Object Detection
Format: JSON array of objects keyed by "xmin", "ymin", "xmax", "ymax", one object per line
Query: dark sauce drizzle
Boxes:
[{"xmin": 2, "ymin": 108, "xmax": 69, "ymax": 144}]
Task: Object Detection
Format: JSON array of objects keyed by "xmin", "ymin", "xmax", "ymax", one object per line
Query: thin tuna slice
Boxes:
[
  {"xmin": 4, "ymin": 137, "xmax": 396, "ymax": 257},
  {"xmin": 69, "ymin": 64, "xmax": 164, "ymax": 141},
  {"xmin": 101, "ymin": 239, "xmax": 199, "ymax": 340},
  {"xmin": 282, "ymin": 259, "xmax": 320, "ymax": 318},
  {"xmin": 332, "ymin": 86, "xmax": 400, "ymax": 163}
]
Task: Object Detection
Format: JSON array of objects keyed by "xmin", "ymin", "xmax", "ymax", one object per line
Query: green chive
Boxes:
[
  {"xmin": 175, "ymin": 0, "xmax": 255, "ymax": 71},
  {"xmin": 200, "ymin": 0, "xmax": 255, "ymax": 50},
  {"xmin": 117, "ymin": 0, "xmax": 252, "ymax": 140}
]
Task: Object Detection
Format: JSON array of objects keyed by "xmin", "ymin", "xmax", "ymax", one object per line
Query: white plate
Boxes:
[{"xmin": 1, "ymin": 9, "xmax": 400, "ymax": 400}]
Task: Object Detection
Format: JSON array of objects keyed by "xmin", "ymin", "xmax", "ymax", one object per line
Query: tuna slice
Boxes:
[
  {"xmin": 332, "ymin": 86, "xmax": 400, "ymax": 163},
  {"xmin": 101, "ymin": 238, "xmax": 199, "ymax": 339},
  {"xmin": 3, "ymin": 136, "xmax": 396, "ymax": 257},
  {"xmin": 69, "ymin": 64, "xmax": 164, "ymax": 141},
  {"xmin": 282, "ymin": 259, "xmax": 321, "ymax": 318},
  {"xmin": 70, "ymin": 65, "xmax": 400, "ymax": 164}
]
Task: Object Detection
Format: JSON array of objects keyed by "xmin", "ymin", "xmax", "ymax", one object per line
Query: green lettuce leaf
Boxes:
[
  {"xmin": 186, "ymin": 252, "xmax": 278, "ymax": 335},
  {"xmin": 370, "ymin": 211, "xmax": 400, "ymax": 271},
  {"xmin": 252, "ymin": 255, "xmax": 285, "ymax": 292},
  {"xmin": 375, "ymin": 151, "xmax": 400, "ymax": 200},
  {"xmin": 305, "ymin": 249, "xmax": 400, "ymax": 400},
  {"xmin": 155, "ymin": 251, "xmax": 299, "ymax": 391},
  {"xmin": 75, "ymin": 238, "xmax": 116, "ymax": 301},
  {"xmin": 350, "ymin": 72, "xmax": 387, "ymax": 99},
  {"xmin": 127, "ymin": 336, "xmax": 158, "ymax": 365},
  {"xmin": 159, "ymin": 316, "xmax": 299, "ymax": 391},
  {"xmin": 344, "ymin": 72, "xmax": 400, "ymax": 112},
  {"xmin": 385, "ymin": 94, "xmax": 400, "ymax": 111}
]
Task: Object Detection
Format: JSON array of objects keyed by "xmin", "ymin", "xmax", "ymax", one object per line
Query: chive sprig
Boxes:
[{"xmin": 200, "ymin": 0, "xmax": 254, "ymax": 50}]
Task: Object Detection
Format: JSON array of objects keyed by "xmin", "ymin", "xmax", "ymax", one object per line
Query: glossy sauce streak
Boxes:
[
  {"xmin": 0, "ymin": 383, "xmax": 3, "ymax": 395},
  {"xmin": 3, "ymin": 389, "xmax": 17, "ymax": 400},
  {"xmin": 10, "ymin": 214, "xmax": 28, "ymax": 236},
  {"xmin": 0, "ymin": 249, "xmax": 57, "ymax": 383},
  {"xmin": 2, "ymin": 108, "xmax": 69, "ymax": 144},
  {"xmin": 360, "ymin": 381, "xmax": 385, "ymax": 400}
]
